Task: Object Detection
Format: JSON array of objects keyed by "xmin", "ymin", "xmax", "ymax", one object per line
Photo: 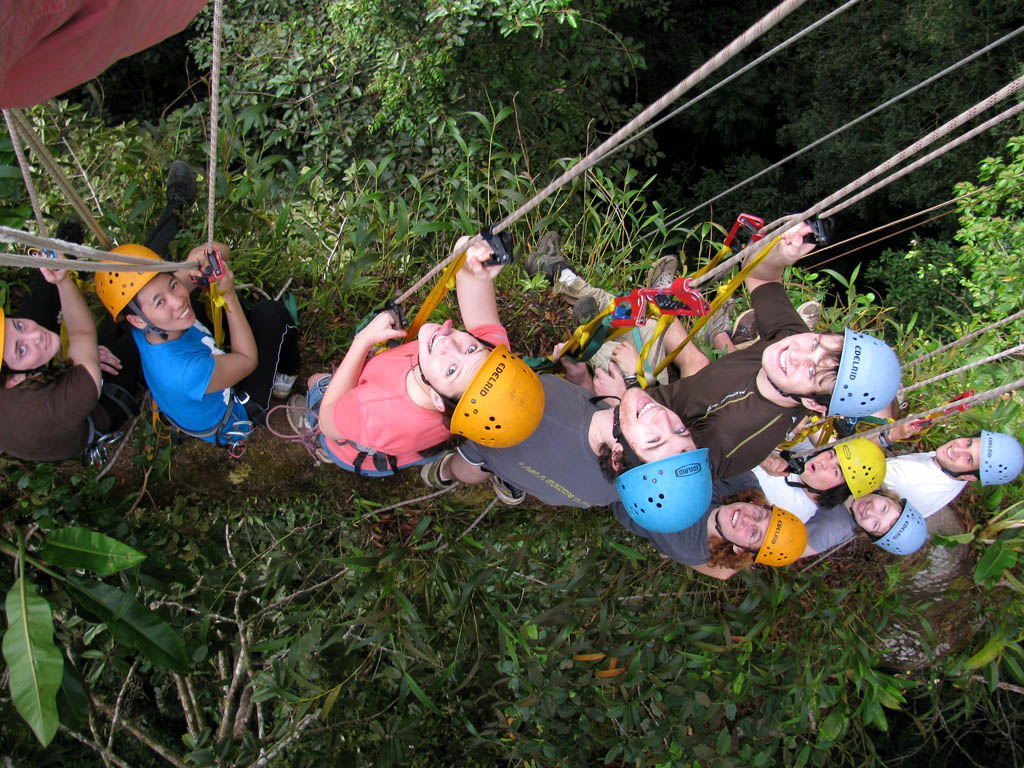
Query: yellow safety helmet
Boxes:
[
  {"xmin": 449, "ymin": 345, "xmax": 544, "ymax": 448},
  {"xmin": 93, "ymin": 244, "xmax": 162, "ymax": 320},
  {"xmin": 835, "ymin": 438, "xmax": 886, "ymax": 499},
  {"xmin": 754, "ymin": 506, "xmax": 807, "ymax": 567}
]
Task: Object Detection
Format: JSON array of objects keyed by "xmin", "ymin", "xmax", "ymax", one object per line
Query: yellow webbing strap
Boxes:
[
  {"xmin": 634, "ymin": 308, "xmax": 673, "ymax": 388},
  {"xmin": 777, "ymin": 415, "xmax": 835, "ymax": 450},
  {"xmin": 652, "ymin": 235, "xmax": 782, "ymax": 380},
  {"xmin": 204, "ymin": 285, "xmax": 227, "ymax": 348},
  {"xmin": 688, "ymin": 241, "xmax": 733, "ymax": 281},
  {"xmin": 403, "ymin": 251, "xmax": 467, "ymax": 343}
]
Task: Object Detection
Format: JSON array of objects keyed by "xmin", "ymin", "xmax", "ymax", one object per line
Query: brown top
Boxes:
[
  {"xmin": 0, "ymin": 365, "xmax": 98, "ymax": 461},
  {"xmin": 649, "ymin": 283, "xmax": 810, "ymax": 478}
]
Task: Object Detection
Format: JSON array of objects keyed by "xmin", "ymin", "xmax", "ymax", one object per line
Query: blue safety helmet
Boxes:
[
  {"xmin": 616, "ymin": 448, "xmax": 712, "ymax": 534},
  {"xmin": 827, "ymin": 328, "xmax": 901, "ymax": 418},
  {"xmin": 979, "ymin": 430, "xmax": 1024, "ymax": 486},
  {"xmin": 873, "ymin": 499, "xmax": 926, "ymax": 556}
]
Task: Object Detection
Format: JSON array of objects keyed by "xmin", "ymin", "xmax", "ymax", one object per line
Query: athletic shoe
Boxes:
[
  {"xmin": 699, "ymin": 296, "xmax": 736, "ymax": 345},
  {"xmin": 272, "ymin": 372, "xmax": 297, "ymax": 399},
  {"xmin": 286, "ymin": 393, "xmax": 311, "ymax": 434},
  {"xmin": 523, "ymin": 231, "xmax": 567, "ymax": 283},
  {"xmin": 166, "ymin": 160, "xmax": 197, "ymax": 210},
  {"xmin": 420, "ymin": 450, "xmax": 459, "ymax": 490},
  {"xmin": 645, "ymin": 254, "xmax": 679, "ymax": 290},
  {"xmin": 490, "ymin": 474, "xmax": 526, "ymax": 506},
  {"xmin": 797, "ymin": 300, "xmax": 821, "ymax": 330},
  {"xmin": 572, "ymin": 296, "xmax": 600, "ymax": 327},
  {"xmin": 731, "ymin": 308, "xmax": 758, "ymax": 345}
]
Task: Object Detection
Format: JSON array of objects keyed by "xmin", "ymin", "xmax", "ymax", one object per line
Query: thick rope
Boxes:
[
  {"xmin": 206, "ymin": 0, "xmax": 224, "ymax": 246},
  {"xmin": 394, "ymin": 0, "xmax": 807, "ymax": 305},
  {"xmin": 900, "ymin": 341, "xmax": 1024, "ymax": 396},
  {"xmin": 604, "ymin": 0, "xmax": 860, "ymax": 164},
  {"xmin": 4, "ymin": 109, "xmax": 111, "ymax": 248},
  {"xmin": 671, "ymin": 23, "xmax": 1024, "ymax": 225},
  {"xmin": 695, "ymin": 74, "xmax": 1024, "ymax": 288},
  {"xmin": 820, "ymin": 100, "xmax": 1024, "ymax": 218},
  {"xmin": 0, "ymin": 226, "xmax": 200, "ymax": 272},
  {"xmin": 3, "ymin": 110, "xmax": 48, "ymax": 237},
  {"xmin": 904, "ymin": 309, "xmax": 1024, "ymax": 370},
  {"xmin": 791, "ymin": 378, "xmax": 1024, "ymax": 459}
]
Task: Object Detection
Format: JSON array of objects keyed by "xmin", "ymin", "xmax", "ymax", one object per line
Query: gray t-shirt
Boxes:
[
  {"xmin": 804, "ymin": 503, "xmax": 856, "ymax": 553},
  {"xmin": 458, "ymin": 374, "xmax": 619, "ymax": 508},
  {"xmin": 612, "ymin": 473, "xmax": 761, "ymax": 565}
]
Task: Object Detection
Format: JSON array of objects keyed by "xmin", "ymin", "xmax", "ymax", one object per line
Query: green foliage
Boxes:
[{"xmin": 38, "ymin": 527, "xmax": 146, "ymax": 576}]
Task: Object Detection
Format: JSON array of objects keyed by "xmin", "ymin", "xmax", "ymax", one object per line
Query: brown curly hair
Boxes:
[{"xmin": 705, "ymin": 488, "xmax": 771, "ymax": 570}]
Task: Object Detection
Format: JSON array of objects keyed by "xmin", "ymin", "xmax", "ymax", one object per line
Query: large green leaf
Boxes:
[
  {"xmin": 974, "ymin": 541, "xmax": 1018, "ymax": 585},
  {"xmin": 40, "ymin": 527, "xmax": 146, "ymax": 576},
  {"xmin": 65, "ymin": 576, "xmax": 188, "ymax": 674},
  {"xmin": 2, "ymin": 578, "xmax": 63, "ymax": 746},
  {"xmin": 56, "ymin": 661, "xmax": 90, "ymax": 730}
]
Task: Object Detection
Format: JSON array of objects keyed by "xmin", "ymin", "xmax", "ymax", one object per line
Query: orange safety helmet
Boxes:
[
  {"xmin": 449, "ymin": 345, "xmax": 544, "ymax": 448},
  {"xmin": 93, "ymin": 244, "xmax": 163, "ymax": 320},
  {"xmin": 754, "ymin": 506, "xmax": 807, "ymax": 566}
]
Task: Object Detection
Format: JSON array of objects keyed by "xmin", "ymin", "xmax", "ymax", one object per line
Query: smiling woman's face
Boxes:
[
  {"xmin": 3, "ymin": 317, "xmax": 61, "ymax": 371},
  {"xmin": 850, "ymin": 493, "xmax": 902, "ymax": 536}
]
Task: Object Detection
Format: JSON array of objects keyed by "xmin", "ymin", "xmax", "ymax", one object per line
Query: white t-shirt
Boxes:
[
  {"xmin": 882, "ymin": 451, "xmax": 967, "ymax": 518},
  {"xmin": 751, "ymin": 466, "xmax": 819, "ymax": 522}
]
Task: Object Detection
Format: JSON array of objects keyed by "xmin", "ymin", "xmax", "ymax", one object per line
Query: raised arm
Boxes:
[
  {"xmin": 40, "ymin": 267, "xmax": 101, "ymax": 394},
  {"xmin": 743, "ymin": 221, "xmax": 816, "ymax": 294},
  {"xmin": 454, "ymin": 235, "xmax": 503, "ymax": 330}
]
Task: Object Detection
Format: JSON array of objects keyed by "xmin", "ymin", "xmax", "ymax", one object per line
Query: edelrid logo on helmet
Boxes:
[
  {"xmin": 674, "ymin": 462, "xmax": 701, "ymax": 478},
  {"xmin": 768, "ymin": 517, "xmax": 783, "ymax": 546},
  {"xmin": 478, "ymin": 361, "xmax": 506, "ymax": 397},
  {"xmin": 840, "ymin": 444, "xmax": 852, "ymax": 460},
  {"xmin": 891, "ymin": 517, "xmax": 910, "ymax": 539},
  {"xmin": 847, "ymin": 344, "xmax": 863, "ymax": 379}
]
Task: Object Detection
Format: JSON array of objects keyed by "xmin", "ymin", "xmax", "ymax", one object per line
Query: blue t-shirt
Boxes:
[{"xmin": 133, "ymin": 323, "xmax": 249, "ymax": 443}]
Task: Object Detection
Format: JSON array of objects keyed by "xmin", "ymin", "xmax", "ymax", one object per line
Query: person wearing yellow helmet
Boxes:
[
  {"xmin": 296, "ymin": 234, "xmax": 542, "ymax": 478},
  {"xmin": 96, "ymin": 241, "xmax": 300, "ymax": 448},
  {"xmin": 752, "ymin": 438, "xmax": 886, "ymax": 521}
]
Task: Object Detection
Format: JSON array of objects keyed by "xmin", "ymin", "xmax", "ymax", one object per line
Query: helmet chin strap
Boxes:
[
  {"xmin": 126, "ymin": 299, "xmax": 168, "ymax": 341},
  {"xmin": 611, "ymin": 404, "xmax": 644, "ymax": 471},
  {"xmin": 763, "ymin": 369, "xmax": 802, "ymax": 404}
]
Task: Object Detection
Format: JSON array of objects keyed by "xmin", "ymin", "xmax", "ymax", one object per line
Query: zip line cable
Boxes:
[
  {"xmin": 900, "ymin": 342, "xmax": 1024, "ymax": 396},
  {"xmin": 394, "ymin": 0, "xmax": 809, "ymax": 304},
  {"xmin": 904, "ymin": 309, "xmax": 1024, "ymax": 370},
  {"xmin": 206, "ymin": 0, "xmax": 224, "ymax": 248},
  {"xmin": 0, "ymin": 227, "xmax": 200, "ymax": 272},
  {"xmin": 695, "ymin": 73, "xmax": 1024, "ymax": 289},
  {"xmin": 665, "ymin": 23, "xmax": 1024, "ymax": 228},
  {"xmin": 3, "ymin": 110, "xmax": 48, "ymax": 238},
  {"xmin": 1, "ymin": 108, "xmax": 112, "ymax": 248},
  {"xmin": 600, "ymin": 0, "xmax": 861, "ymax": 167}
]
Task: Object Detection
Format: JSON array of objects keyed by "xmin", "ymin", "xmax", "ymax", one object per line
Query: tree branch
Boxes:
[{"xmin": 93, "ymin": 696, "xmax": 188, "ymax": 768}]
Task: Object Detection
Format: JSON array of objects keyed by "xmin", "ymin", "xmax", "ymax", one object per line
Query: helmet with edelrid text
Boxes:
[
  {"xmin": 615, "ymin": 448, "xmax": 712, "ymax": 534},
  {"xmin": 449, "ymin": 345, "xmax": 544, "ymax": 447},
  {"xmin": 94, "ymin": 244, "xmax": 162, "ymax": 320},
  {"xmin": 835, "ymin": 438, "xmax": 886, "ymax": 499},
  {"xmin": 827, "ymin": 328, "xmax": 901, "ymax": 418},
  {"xmin": 873, "ymin": 499, "xmax": 926, "ymax": 555},
  {"xmin": 754, "ymin": 506, "xmax": 807, "ymax": 566},
  {"xmin": 979, "ymin": 430, "xmax": 1024, "ymax": 486}
]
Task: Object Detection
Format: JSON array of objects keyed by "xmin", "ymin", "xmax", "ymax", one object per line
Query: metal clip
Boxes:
[
  {"xmin": 610, "ymin": 277, "xmax": 710, "ymax": 327},
  {"xmin": 479, "ymin": 226, "xmax": 515, "ymax": 267}
]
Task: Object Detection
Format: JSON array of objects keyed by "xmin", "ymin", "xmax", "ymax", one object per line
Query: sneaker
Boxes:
[
  {"xmin": 286, "ymin": 393, "xmax": 312, "ymax": 434},
  {"xmin": 645, "ymin": 254, "xmax": 679, "ymax": 290},
  {"xmin": 731, "ymin": 308, "xmax": 758, "ymax": 345},
  {"xmin": 420, "ymin": 449, "xmax": 459, "ymax": 490},
  {"xmin": 699, "ymin": 296, "xmax": 735, "ymax": 345},
  {"xmin": 523, "ymin": 231, "xmax": 567, "ymax": 283},
  {"xmin": 797, "ymin": 300, "xmax": 821, "ymax": 330},
  {"xmin": 272, "ymin": 372, "xmax": 297, "ymax": 399},
  {"xmin": 166, "ymin": 160, "xmax": 196, "ymax": 210},
  {"xmin": 490, "ymin": 474, "xmax": 526, "ymax": 506},
  {"xmin": 572, "ymin": 295, "xmax": 600, "ymax": 327}
]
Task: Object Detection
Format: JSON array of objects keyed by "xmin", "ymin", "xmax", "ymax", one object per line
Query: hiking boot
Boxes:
[
  {"xmin": 55, "ymin": 218, "xmax": 84, "ymax": 246},
  {"xmin": 490, "ymin": 474, "xmax": 525, "ymax": 506},
  {"xmin": 420, "ymin": 449, "xmax": 459, "ymax": 490},
  {"xmin": 166, "ymin": 160, "xmax": 196, "ymax": 210},
  {"xmin": 272, "ymin": 372, "xmax": 297, "ymax": 399},
  {"xmin": 523, "ymin": 231, "xmax": 567, "ymax": 283},
  {"xmin": 699, "ymin": 296, "xmax": 735, "ymax": 345},
  {"xmin": 797, "ymin": 300, "xmax": 821, "ymax": 330},
  {"xmin": 286, "ymin": 393, "xmax": 312, "ymax": 434},
  {"xmin": 645, "ymin": 254, "xmax": 679, "ymax": 290},
  {"xmin": 572, "ymin": 296, "xmax": 601, "ymax": 327},
  {"xmin": 731, "ymin": 308, "xmax": 758, "ymax": 345}
]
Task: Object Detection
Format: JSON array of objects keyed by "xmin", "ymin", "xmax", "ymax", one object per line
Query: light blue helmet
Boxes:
[
  {"xmin": 979, "ymin": 430, "xmax": 1024, "ymax": 486},
  {"xmin": 874, "ymin": 499, "xmax": 926, "ymax": 556},
  {"xmin": 827, "ymin": 328, "xmax": 901, "ymax": 418},
  {"xmin": 616, "ymin": 448, "xmax": 712, "ymax": 534}
]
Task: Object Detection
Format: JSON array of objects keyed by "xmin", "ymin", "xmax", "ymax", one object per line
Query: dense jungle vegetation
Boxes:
[{"xmin": 2, "ymin": 0, "xmax": 1024, "ymax": 765}]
